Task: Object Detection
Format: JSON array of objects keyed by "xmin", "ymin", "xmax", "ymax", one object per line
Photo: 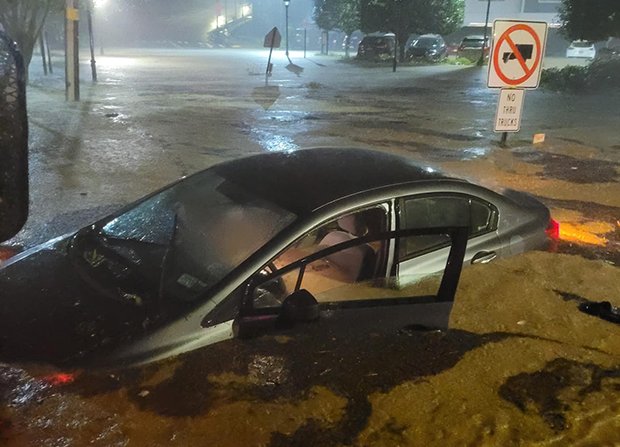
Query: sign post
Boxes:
[
  {"xmin": 488, "ymin": 20, "xmax": 548, "ymax": 145},
  {"xmin": 264, "ymin": 27, "xmax": 281, "ymax": 86}
]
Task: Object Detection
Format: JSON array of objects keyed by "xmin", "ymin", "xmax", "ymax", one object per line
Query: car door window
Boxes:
[
  {"xmin": 398, "ymin": 194, "xmax": 497, "ymax": 261},
  {"xmin": 250, "ymin": 234, "xmax": 452, "ymax": 310},
  {"xmin": 272, "ymin": 205, "xmax": 389, "ymax": 269}
]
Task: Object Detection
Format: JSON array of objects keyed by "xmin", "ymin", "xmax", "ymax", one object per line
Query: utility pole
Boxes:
[
  {"xmin": 478, "ymin": 0, "xmax": 491, "ymax": 66},
  {"xmin": 86, "ymin": 1, "xmax": 97, "ymax": 82},
  {"xmin": 65, "ymin": 0, "xmax": 80, "ymax": 101},
  {"xmin": 284, "ymin": 0, "xmax": 290, "ymax": 58}
]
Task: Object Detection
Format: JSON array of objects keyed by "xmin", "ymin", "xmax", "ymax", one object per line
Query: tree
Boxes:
[
  {"xmin": 314, "ymin": 0, "xmax": 360, "ymax": 57},
  {"xmin": 0, "ymin": 0, "xmax": 64, "ymax": 69},
  {"xmin": 361, "ymin": 0, "xmax": 463, "ymax": 61},
  {"xmin": 559, "ymin": 0, "xmax": 620, "ymax": 42},
  {"xmin": 338, "ymin": 0, "xmax": 360, "ymax": 57}
]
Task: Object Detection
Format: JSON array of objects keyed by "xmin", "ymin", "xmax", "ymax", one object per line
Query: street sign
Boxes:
[
  {"xmin": 264, "ymin": 27, "xmax": 281, "ymax": 49},
  {"xmin": 488, "ymin": 20, "xmax": 548, "ymax": 89},
  {"xmin": 495, "ymin": 89, "xmax": 525, "ymax": 132}
]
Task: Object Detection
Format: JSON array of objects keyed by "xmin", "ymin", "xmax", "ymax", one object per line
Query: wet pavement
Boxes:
[{"xmin": 1, "ymin": 48, "xmax": 619, "ymax": 446}]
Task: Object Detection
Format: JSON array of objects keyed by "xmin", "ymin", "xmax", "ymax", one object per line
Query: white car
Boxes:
[{"xmin": 566, "ymin": 40, "xmax": 596, "ymax": 59}]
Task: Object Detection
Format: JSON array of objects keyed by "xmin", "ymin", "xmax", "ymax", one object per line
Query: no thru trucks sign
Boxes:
[{"xmin": 495, "ymin": 89, "xmax": 525, "ymax": 132}]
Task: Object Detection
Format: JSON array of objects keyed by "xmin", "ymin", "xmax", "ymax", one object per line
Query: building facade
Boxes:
[{"xmin": 464, "ymin": 0, "xmax": 562, "ymax": 27}]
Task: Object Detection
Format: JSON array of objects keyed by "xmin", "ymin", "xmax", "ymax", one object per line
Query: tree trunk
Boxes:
[{"xmin": 344, "ymin": 34, "xmax": 351, "ymax": 58}]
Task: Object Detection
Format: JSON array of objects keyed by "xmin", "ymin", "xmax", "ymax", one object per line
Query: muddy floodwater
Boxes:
[
  {"xmin": 1, "ymin": 49, "xmax": 619, "ymax": 446},
  {"xmin": 1, "ymin": 252, "xmax": 618, "ymax": 446}
]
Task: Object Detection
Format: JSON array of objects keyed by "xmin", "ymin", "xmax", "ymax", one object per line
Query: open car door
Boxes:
[{"xmin": 235, "ymin": 226, "xmax": 468, "ymax": 340}]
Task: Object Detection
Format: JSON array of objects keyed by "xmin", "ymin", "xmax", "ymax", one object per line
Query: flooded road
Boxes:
[
  {"xmin": 1, "ymin": 253, "xmax": 618, "ymax": 446},
  {"xmin": 1, "ymin": 48, "xmax": 619, "ymax": 446}
]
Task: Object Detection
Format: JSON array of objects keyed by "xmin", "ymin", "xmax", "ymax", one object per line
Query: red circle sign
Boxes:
[{"xmin": 493, "ymin": 24, "xmax": 542, "ymax": 86}]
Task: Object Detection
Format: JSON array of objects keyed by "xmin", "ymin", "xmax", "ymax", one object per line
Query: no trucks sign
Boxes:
[{"xmin": 488, "ymin": 20, "xmax": 548, "ymax": 89}]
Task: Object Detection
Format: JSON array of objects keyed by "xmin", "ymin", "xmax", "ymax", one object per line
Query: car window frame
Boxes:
[
  {"xmin": 239, "ymin": 226, "xmax": 470, "ymax": 318},
  {"xmin": 395, "ymin": 192, "xmax": 498, "ymax": 262},
  {"xmin": 267, "ymin": 202, "xmax": 391, "ymax": 271}
]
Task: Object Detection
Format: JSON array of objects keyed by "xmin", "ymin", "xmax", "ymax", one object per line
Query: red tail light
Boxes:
[
  {"xmin": 546, "ymin": 218, "xmax": 560, "ymax": 240},
  {"xmin": 41, "ymin": 372, "xmax": 77, "ymax": 386},
  {"xmin": 0, "ymin": 246, "xmax": 19, "ymax": 263}
]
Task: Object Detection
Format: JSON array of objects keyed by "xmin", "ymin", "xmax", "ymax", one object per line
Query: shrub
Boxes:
[{"xmin": 541, "ymin": 58, "xmax": 620, "ymax": 92}]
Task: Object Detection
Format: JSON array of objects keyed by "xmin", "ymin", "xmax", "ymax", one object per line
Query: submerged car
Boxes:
[
  {"xmin": 566, "ymin": 40, "xmax": 596, "ymax": 59},
  {"xmin": 406, "ymin": 34, "xmax": 448, "ymax": 62},
  {"xmin": 0, "ymin": 148, "xmax": 557, "ymax": 368}
]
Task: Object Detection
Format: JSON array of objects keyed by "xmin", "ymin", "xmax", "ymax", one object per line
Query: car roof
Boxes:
[{"xmin": 213, "ymin": 148, "xmax": 452, "ymax": 216}]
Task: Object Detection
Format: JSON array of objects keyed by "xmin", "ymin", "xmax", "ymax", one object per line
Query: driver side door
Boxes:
[{"xmin": 235, "ymin": 226, "xmax": 468, "ymax": 341}]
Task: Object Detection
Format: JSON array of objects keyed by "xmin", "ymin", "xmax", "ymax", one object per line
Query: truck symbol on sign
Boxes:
[{"xmin": 502, "ymin": 44, "xmax": 534, "ymax": 63}]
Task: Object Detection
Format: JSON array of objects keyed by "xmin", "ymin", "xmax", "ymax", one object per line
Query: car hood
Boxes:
[{"xmin": 0, "ymin": 237, "xmax": 150, "ymax": 366}]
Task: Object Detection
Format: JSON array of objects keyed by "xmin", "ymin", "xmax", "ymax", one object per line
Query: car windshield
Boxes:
[
  {"xmin": 413, "ymin": 37, "xmax": 438, "ymax": 48},
  {"xmin": 76, "ymin": 169, "xmax": 297, "ymax": 302},
  {"xmin": 572, "ymin": 41, "xmax": 593, "ymax": 48}
]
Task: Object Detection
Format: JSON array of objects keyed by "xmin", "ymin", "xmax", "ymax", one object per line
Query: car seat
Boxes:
[{"xmin": 318, "ymin": 213, "xmax": 377, "ymax": 282}]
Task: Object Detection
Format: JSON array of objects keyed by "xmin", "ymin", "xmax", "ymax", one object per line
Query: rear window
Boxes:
[
  {"xmin": 362, "ymin": 37, "xmax": 390, "ymax": 45},
  {"xmin": 461, "ymin": 38, "xmax": 485, "ymax": 48},
  {"xmin": 572, "ymin": 41, "xmax": 593, "ymax": 48}
]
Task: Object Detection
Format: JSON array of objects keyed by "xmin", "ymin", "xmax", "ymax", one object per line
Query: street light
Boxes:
[{"xmin": 284, "ymin": 0, "xmax": 290, "ymax": 57}]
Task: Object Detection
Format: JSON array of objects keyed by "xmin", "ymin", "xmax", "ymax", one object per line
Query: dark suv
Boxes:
[
  {"xmin": 357, "ymin": 34, "xmax": 396, "ymax": 60},
  {"xmin": 405, "ymin": 34, "xmax": 448, "ymax": 62}
]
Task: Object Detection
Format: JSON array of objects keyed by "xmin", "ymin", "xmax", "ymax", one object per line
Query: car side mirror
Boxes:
[
  {"xmin": 234, "ymin": 289, "xmax": 319, "ymax": 339},
  {"xmin": 281, "ymin": 289, "xmax": 319, "ymax": 323}
]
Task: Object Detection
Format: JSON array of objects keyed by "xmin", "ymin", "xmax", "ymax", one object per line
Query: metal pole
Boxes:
[
  {"xmin": 478, "ymin": 0, "xmax": 491, "ymax": 66},
  {"xmin": 326, "ymin": 30, "xmax": 329, "ymax": 55},
  {"xmin": 304, "ymin": 28, "xmax": 307, "ymax": 58},
  {"xmin": 285, "ymin": 4, "xmax": 289, "ymax": 57},
  {"xmin": 45, "ymin": 31, "xmax": 53, "ymax": 73},
  {"xmin": 392, "ymin": 37, "xmax": 397, "ymax": 72},
  {"xmin": 87, "ymin": 3, "xmax": 97, "ymax": 82},
  {"xmin": 65, "ymin": 0, "xmax": 80, "ymax": 102},
  {"xmin": 39, "ymin": 33, "xmax": 48, "ymax": 75},
  {"xmin": 500, "ymin": 132, "xmax": 508, "ymax": 147},
  {"xmin": 265, "ymin": 29, "xmax": 276, "ymax": 86}
]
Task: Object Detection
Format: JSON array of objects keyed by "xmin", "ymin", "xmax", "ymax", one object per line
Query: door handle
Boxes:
[{"xmin": 471, "ymin": 251, "xmax": 497, "ymax": 265}]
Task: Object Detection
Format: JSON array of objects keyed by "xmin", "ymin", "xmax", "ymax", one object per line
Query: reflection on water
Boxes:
[{"xmin": 251, "ymin": 128, "xmax": 298, "ymax": 153}]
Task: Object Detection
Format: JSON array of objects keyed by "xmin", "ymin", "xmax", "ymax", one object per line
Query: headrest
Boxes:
[{"xmin": 337, "ymin": 214, "xmax": 366, "ymax": 236}]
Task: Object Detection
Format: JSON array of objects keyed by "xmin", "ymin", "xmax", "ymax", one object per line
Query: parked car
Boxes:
[
  {"xmin": 341, "ymin": 31, "xmax": 363, "ymax": 54},
  {"xmin": 406, "ymin": 34, "xmax": 448, "ymax": 62},
  {"xmin": 0, "ymin": 148, "xmax": 558, "ymax": 368},
  {"xmin": 566, "ymin": 40, "xmax": 596, "ymax": 59},
  {"xmin": 457, "ymin": 35, "xmax": 490, "ymax": 62},
  {"xmin": 357, "ymin": 33, "xmax": 396, "ymax": 60}
]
